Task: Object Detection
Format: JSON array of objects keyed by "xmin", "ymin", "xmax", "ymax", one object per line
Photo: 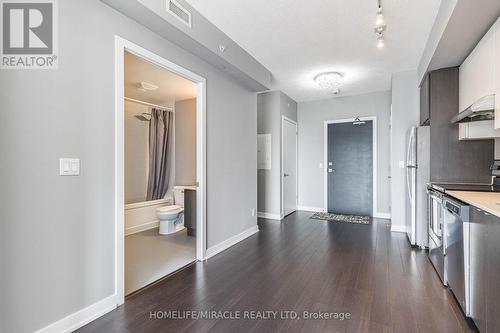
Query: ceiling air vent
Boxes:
[{"xmin": 167, "ymin": 0, "xmax": 192, "ymax": 28}]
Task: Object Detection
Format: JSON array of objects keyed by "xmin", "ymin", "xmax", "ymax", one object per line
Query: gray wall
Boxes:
[
  {"xmin": 175, "ymin": 98, "xmax": 197, "ymax": 186},
  {"xmin": 495, "ymin": 139, "xmax": 500, "ymax": 159},
  {"xmin": 257, "ymin": 92, "xmax": 281, "ymax": 215},
  {"xmin": 257, "ymin": 91, "xmax": 297, "ymax": 216},
  {"xmin": 297, "ymin": 91, "xmax": 391, "ymax": 215},
  {"xmin": 390, "ymin": 71, "xmax": 420, "ymax": 229},
  {"xmin": 0, "ymin": 1, "xmax": 257, "ymax": 332}
]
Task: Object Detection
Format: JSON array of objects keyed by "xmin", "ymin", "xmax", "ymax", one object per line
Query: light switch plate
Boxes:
[
  {"xmin": 60, "ymin": 158, "xmax": 80, "ymax": 176},
  {"xmin": 399, "ymin": 160, "xmax": 405, "ymax": 169}
]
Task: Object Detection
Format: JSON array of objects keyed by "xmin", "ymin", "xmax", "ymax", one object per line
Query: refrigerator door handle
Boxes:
[
  {"xmin": 406, "ymin": 128, "xmax": 414, "ymax": 167},
  {"xmin": 406, "ymin": 129, "xmax": 414, "ymax": 205},
  {"xmin": 406, "ymin": 133, "xmax": 411, "ymax": 166},
  {"xmin": 406, "ymin": 167, "xmax": 413, "ymax": 204}
]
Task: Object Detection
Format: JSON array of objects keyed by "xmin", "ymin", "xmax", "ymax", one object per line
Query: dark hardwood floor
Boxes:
[{"xmin": 79, "ymin": 212, "xmax": 475, "ymax": 333}]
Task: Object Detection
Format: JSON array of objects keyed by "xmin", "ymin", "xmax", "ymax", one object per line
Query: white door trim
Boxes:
[
  {"xmin": 114, "ymin": 36, "xmax": 207, "ymax": 305},
  {"xmin": 323, "ymin": 117, "xmax": 378, "ymax": 216},
  {"xmin": 281, "ymin": 115, "xmax": 298, "ymax": 217}
]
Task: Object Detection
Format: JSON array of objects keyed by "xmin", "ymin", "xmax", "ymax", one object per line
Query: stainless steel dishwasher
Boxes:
[
  {"xmin": 427, "ymin": 187, "xmax": 446, "ymax": 285},
  {"xmin": 444, "ymin": 196, "xmax": 470, "ymax": 316}
]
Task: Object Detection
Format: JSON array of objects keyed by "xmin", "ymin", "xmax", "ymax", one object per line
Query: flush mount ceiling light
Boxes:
[
  {"xmin": 374, "ymin": 0, "xmax": 387, "ymax": 48},
  {"xmin": 314, "ymin": 72, "xmax": 343, "ymax": 89},
  {"xmin": 138, "ymin": 81, "xmax": 159, "ymax": 91}
]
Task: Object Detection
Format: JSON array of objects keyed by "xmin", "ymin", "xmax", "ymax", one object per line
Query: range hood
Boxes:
[{"xmin": 451, "ymin": 94, "xmax": 495, "ymax": 124}]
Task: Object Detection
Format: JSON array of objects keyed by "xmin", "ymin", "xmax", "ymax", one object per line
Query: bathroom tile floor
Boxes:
[{"xmin": 125, "ymin": 228, "xmax": 196, "ymax": 295}]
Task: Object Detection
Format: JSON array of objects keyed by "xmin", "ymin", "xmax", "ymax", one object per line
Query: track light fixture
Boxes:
[
  {"xmin": 377, "ymin": 34, "xmax": 385, "ymax": 48},
  {"xmin": 374, "ymin": 0, "xmax": 386, "ymax": 48}
]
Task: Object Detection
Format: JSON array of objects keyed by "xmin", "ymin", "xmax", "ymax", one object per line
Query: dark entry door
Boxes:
[{"xmin": 327, "ymin": 121, "xmax": 373, "ymax": 216}]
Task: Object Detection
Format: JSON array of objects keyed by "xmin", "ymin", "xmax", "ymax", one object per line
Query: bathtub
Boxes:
[{"xmin": 125, "ymin": 198, "xmax": 172, "ymax": 236}]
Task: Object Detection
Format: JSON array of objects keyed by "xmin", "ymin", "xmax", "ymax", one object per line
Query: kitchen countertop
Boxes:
[{"xmin": 447, "ymin": 191, "xmax": 500, "ymax": 217}]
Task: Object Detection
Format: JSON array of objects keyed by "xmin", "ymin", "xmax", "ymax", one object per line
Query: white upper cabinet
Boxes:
[{"xmin": 459, "ymin": 19, "xmax": 497, "ymax": 114}]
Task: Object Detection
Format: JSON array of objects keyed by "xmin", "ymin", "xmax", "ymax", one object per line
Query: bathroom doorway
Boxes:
[{"xmin": 115, "ymin": 37, "xmax": 206, "ymax": 303}]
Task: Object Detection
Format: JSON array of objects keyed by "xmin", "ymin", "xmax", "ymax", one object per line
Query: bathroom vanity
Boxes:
[{"xmin": 184, "ymin": 188, "xmax": 197, "ymax": 236}]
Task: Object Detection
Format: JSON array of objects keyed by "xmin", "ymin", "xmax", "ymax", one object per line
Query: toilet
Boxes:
[{"xmin": 157, "ymin": 188, "xmax": 185, "ymax": 235}]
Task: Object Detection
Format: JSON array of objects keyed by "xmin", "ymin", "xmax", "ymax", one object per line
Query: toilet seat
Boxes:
[{"xmin": 157, "ymin": 205, "xmax": 183, "ymax": 218}]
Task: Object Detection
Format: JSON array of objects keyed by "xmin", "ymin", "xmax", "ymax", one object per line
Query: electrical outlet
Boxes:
[{"xmin": 251, "ymin": 208, "xmax": 256, "ymax": 217}]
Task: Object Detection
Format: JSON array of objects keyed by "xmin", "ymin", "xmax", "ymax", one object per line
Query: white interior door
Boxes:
[{"xmin": 283, "ymin": 117, "xmax": 297, "ymax": 216}]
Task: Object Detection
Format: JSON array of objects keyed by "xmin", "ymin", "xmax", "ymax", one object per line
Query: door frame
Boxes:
[
  {"xmin": 114, "ymin": 36, "xmax": 207, "ymax": 305},
  {"xmin": 281, "ymin": 115, "xmax": 298, "ymax": 217},
  {"xmin": 323, "ymin": 116, "xmax": 377, "ymax": 216}
]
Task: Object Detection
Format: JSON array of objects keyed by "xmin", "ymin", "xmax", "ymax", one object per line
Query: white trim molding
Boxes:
[
  {"xmin": 34, "ymin": 295, "xmax": 118, "ymax": 333},
  {"xmin": 205, "ymin": 225, "xmax": 259, "ymax": 259},
  {"xmin": 373, "ymin": 212, "xmax": 391, "ymax": 219},
  {"xmin": 114, "ymin": 36, "xmax": 207, "ymax": 305},
  {"xmin": 298, "ymin": 206, "xmax": 325, "ymax": 212},
  {"xmin": 323, "ymin": 117, "xmax": 378, "ymax": 216},
  {"xmin": 391, "ymin": 224, "xmax": 407, "ymax": 233},
  {"xmin": 257, "ymin": 212, "xmax": 282, "ymax": 220}
]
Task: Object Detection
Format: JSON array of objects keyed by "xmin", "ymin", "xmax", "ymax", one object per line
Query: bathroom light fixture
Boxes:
[
  {"xmin": 140, "ymin": 81, "xmax": 159, "ymax": 91},
  {"xmin": 314, "ymin": 72, "xmax": 343, "ymax": 89}
]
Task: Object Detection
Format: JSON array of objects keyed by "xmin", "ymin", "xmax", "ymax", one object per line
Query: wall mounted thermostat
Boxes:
[{"xmin": 59, "ymin": 158, "xmax": 80, "ymax": 176}]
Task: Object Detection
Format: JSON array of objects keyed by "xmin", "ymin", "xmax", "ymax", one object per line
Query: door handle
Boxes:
[{"xmin": 284, "ymin": 173, "xmax": 290, "ymax": 177}]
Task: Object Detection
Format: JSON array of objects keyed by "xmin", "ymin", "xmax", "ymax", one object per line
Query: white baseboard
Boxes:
[
  {"xmin": 257, "ymin": 212, "xmax": 282, "ymax": 220},
  {"xmin": 35, "ymin": 294, "xmax": 118, "ymax": 333},
  {"xmin": 206, "ymin": 225, "xmax": 259, "ymax": 260},
  {"xmin": 391, "ymin": 224, "xmax": 406, "ymax": 233},
  {"xmin": 373, "ymin": 212, "xmax": 391, "ymax": 219},
  {"xmin": 125, "ymin": 220, "xmax": 159, "ymax": 236},
  {"xmin": 297, "ymin": 206, "xmax": 325, "ymax": 212}
]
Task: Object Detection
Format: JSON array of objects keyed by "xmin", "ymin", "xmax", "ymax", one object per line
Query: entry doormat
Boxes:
[{"xmin": 310, "ymin": 212, "xmax": 371, "ymax": 225}]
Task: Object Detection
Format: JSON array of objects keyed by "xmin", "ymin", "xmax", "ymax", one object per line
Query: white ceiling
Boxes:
[
  {"xmin": 185, "ymin": 0, "xmax": 441, "ymax": 101},
  {"xmin": 125, "ymin": 51, "xmax": 196, "ymax": 107}
]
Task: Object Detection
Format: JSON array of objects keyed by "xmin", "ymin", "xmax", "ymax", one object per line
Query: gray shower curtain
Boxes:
[{"xmin": 146, "ymin": 108, "xmax": 173, "ymax": 201}]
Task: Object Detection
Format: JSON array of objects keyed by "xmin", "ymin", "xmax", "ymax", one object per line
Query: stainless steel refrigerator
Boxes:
[{"xmin": 406, "ymin": 126, "xmax": 430, "ymax": 247}]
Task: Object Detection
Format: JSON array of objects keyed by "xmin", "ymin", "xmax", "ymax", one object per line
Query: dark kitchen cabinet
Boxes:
[
  {"xmin": 469, "ymin": 206, "xmax": 500, "ymax": 333},
  {"xmin": 427, "ymin": 67, "xmax": 494, "ymax": 183},
  {"xmin": 420, "ymin": 73, "xmax": 430, "ymax": 125}
]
